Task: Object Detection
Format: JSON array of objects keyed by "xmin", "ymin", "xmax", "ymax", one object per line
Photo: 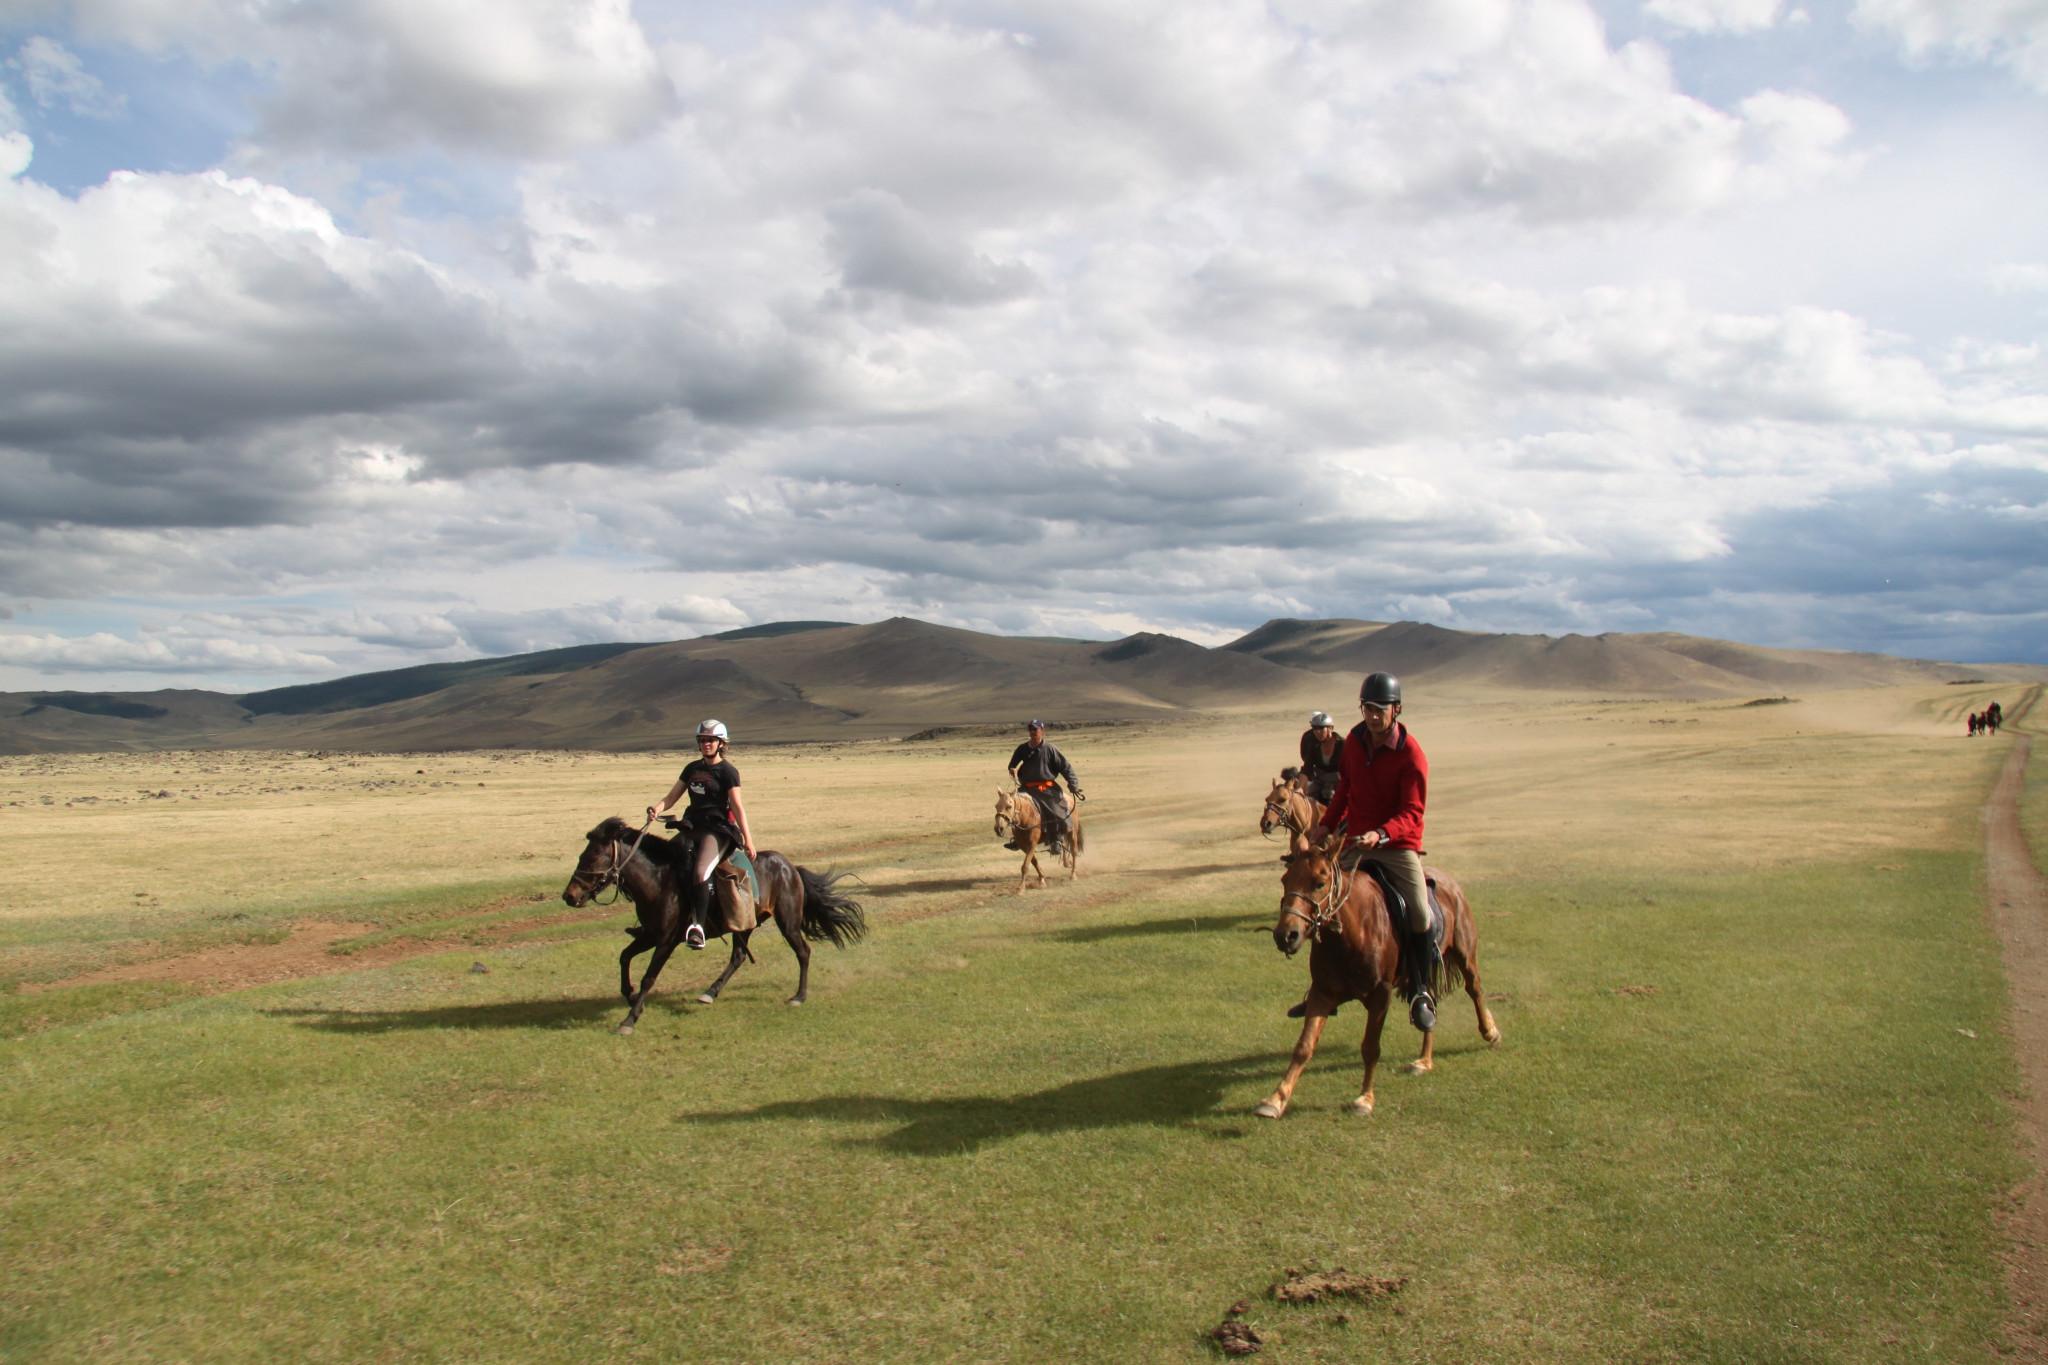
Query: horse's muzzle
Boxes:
[
  {"xmin": 1274, "ymin": 925, "xmax": 1302, "ymax": 957},
  {"xmin": 563, "ymin": 885, "xmax": 588, "ymax": 908}
]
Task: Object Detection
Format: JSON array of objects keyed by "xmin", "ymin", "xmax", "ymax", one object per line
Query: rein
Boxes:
[{"xmin": 573, "ymin": 818, "xmax": 656, "ymax": 906}]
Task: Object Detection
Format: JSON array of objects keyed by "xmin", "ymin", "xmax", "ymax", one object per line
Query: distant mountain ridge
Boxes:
[{"xmin": 2, "ymin": 616, "xmax": 2040, "ymax": 754}]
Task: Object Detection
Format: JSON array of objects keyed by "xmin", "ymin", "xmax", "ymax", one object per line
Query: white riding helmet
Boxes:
[
  {"xmin": 696, "ymin": 719, "xmax": 728, "ymax": 742},
  {"xmin": 1310, "ymin": 711, "xmax": 1334, "ymax": 729}
]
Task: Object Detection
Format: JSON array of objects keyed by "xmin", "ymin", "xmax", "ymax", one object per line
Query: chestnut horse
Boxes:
[
  {"xmin": 1260, "ymin": 775, "xmax": 1324, "ymax": 856},
  {"xmin": 993, "ymin": 788, "xmax": 1082, "ymax": 890},
  {"xmin": 562, "ymin": 817, "xmax": 866, "ymax": 1034},
  {"xmin": 1255, "ymin": 838, "xmax": 1500, "ymax": 1118}
]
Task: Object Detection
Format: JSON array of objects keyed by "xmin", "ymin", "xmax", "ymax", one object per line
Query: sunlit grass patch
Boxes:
[{"xmin": 0, "ymin": 845, "xmax": 2015, "ymax": 1363}]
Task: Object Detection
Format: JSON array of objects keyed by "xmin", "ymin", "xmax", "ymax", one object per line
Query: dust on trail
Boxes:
[
  {"xmin": 1984, "ymin": 735, "xmax": 2048, "ymax": 1360},
  {"xmin": 19, "ymin": 904, "xmax": 616, "ymax": 996}
]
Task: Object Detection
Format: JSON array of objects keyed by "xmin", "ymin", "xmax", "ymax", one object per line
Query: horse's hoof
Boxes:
[
  {"xmin": 615, "ymin": 1023, "xmax": 635, "ymax": 1036},
  {"xmin": 1486, "ymin": 1029, "xmax": 1502, "ymax": 1047},
  {"xmin": 695, "ymin": 993, "xmax": 716, "ymax": 1005},
  {"xmin": 784, "ymin": 997, "xmax": 805, "ymax": 1007},
  {"xmin": 1402, "ymin": 1059, "xmax": 1433, "ymax": 1075},
  {"xmin": 1253, "ymin": 1100, "xmax": 1285, "ymax": 1119},
  {"xmin": 1346, "ymin": 1096, "xmax": 1375, "ymax": 1116}
]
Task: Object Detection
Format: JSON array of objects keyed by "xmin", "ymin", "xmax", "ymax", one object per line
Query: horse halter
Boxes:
[
  {"xmin": 1262, "ymin": 789, "xmax": 1306, "ymax": 840},
  {"xmin": 1277, "ymin": 859, "xmax": 1347, "ymax": 945},
  {"xmin": 571, "ymin": 821, "xmax": 654, "ymax": 906}
]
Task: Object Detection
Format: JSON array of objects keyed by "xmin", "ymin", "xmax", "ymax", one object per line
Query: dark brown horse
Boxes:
[
  {"xmin": 1256, "ymin": 838, "xmax": 1500, "ymax": 1118},
  {"xmin": 562, "ymin": 817, "xmax": 866, "ymax": 1035}
]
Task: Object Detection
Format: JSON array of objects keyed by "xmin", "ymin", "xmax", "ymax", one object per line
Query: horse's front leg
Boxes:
[
  {"xmin": 1255, "ymin": 1014, "xmax": 1327, "ymax": 1119},
  {"xmin": 618, "ymin": 933, "xmax": 654, "ymax": 1003},
  {"xmin": 619, "ymin": 939, "xmax": 680, "ymax": 1035},
  {"xmin": 1353, "ymin": 986, "xmax": 1392, "ymax": 1114},
  {"xmin": 696, "ymin": 930, "xmax": 750, "ymax": 1005}
]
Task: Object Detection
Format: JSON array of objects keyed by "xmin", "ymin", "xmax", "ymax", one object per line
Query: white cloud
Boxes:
[
  {"xmin": 1643, "ymin": 0, "xmax": 1784, "ymax": 34},
  {"xmin": 1854, "ymin": 0, "xmax": 2048, "ymax": 90},
  {"xmin": 0, "ymin": 628, "xmax": 333, "ymax": 672},
  {"xmin": 23, "ymin": 0, "xmax": 673, "ymax": 154},
  {"xmin": 12, "ymin": 35, "xmax": 124, "ymax": 117}
]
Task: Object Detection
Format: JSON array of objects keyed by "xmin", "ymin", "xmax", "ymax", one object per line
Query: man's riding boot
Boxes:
[
  {"xmin": 1406, "ymin": 930, "xmax": 1440, "ymax": 1033},
  {"xmin": 1050, "ymin": 830, "xmax": 1065, "ymax": 857}
]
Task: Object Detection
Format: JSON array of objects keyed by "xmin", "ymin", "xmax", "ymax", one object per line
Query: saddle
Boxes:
[{"xmin": 1348, "ymin": 855, "xmax": 1445, "ymax": 951}]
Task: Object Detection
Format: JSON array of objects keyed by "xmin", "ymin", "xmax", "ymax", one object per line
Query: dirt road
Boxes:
[{"xmin": 1987, "ymin": 735, "xmax": 2048, "ymax": 1358}]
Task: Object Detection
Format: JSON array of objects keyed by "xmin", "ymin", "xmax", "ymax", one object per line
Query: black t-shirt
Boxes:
[{"xmin": 679, "ymin": 758, "xmax": 740, "ymax": 826}]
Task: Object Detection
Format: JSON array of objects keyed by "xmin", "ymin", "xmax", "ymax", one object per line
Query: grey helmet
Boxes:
[
  {"xmin": 1309, "ymin": 711, "xmax": 1334, "ymax": 729},
  {"xmin": 1359, "ymin": 673, "xmax": 1401, "ymax": 706},
  {"xmin": 696, "ymin": 719, "xmax": 729, "ymax": 742}
]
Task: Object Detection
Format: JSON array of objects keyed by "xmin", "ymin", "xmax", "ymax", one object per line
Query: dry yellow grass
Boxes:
[{"xmin": 1, "ymin": 681, "xmax": 2031, "ymax": 984}]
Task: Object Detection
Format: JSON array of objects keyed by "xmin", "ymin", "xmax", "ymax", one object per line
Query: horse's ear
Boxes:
[{"xmin": 1316, "ymin": 830, "xmax": 1344, "ymax": 857}]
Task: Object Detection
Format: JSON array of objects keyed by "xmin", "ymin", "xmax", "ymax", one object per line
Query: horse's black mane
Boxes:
[{"xmin": 588, "ymin": 816, "xmax": 676, "ymax": 858}]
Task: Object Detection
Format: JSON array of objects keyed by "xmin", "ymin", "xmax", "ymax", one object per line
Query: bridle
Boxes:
[
  {"xmin": 1276, "ymin": 855, "xmax": 1348, "ymax": 947},
  {"xmin": 569, "ymin": 819, "xmax": 654, "ymax": 906},
  {"xmin": 1261, "ymin": 786, "xmax": 1308, "ymax": 842}
]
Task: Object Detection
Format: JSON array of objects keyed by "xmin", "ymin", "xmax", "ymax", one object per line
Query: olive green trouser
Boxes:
[{"xmin": 1343, "ymin": 845, "xmax": 1430, "ymax": 933}]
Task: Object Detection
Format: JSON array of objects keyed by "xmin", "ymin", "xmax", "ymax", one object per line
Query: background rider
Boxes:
[
  {"xmin": 1296, "ymin": 710, "xmax": 1342, "ymax": 806},
  {"xmin": 647, "ymin": 719, "xmax": 758, "ymax": 951},
  {"xmin": 1008, "ymin": 719, "xmax": 1084, "ymax": 855},
  {"xmin": 1303, "ymin": 674, "xmax": 1438, "ymax": 1031}
]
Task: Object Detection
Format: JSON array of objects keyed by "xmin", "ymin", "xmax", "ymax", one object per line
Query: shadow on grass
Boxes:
[
  {"xmin": 861, "ymin": 877, "xmax": 987, "ymax": 898},
  {"xmin": 686, "ymin": 1051, "xmax": 1285, "ymax": 1154},
  {"xmin": 267, "ymin": 997, "xmax": 621, "ymax": 1033},
  {"xmin": 1050, "ymin": 912, "xmax": 1271, "ymax": 943}
]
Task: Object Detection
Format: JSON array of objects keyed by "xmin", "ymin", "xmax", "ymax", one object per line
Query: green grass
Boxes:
[
  {"xmin": 0, "ymin": 849, "xmax": 2017, "ymax": 1363},
  {"xmin": 0, "ymin": 875, "xmax": 562, "ymax": 994}
]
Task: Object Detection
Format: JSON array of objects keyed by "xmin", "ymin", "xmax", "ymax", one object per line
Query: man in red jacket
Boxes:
[{"xmin": 1302, "ymin": 671, "xmax": 1438, "ymax": 1032}]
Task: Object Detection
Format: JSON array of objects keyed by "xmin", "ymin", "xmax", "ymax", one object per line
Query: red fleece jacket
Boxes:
[{"xmin": 1326, "ymin": 721, "xmax": 1427, "ymax": 850}]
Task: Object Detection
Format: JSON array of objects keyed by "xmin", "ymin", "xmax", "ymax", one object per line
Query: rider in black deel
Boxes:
[
  {"xmin": 1297, "ymin": 710, "xmax": 1342, "ymax": 806},
  {"xmin": 647, "ymin": 719, "xmax": 757, "ymax": 952},
  {"xmin": 1008, "ymin": 719, "xmax": 1084, "ymax": 856}
]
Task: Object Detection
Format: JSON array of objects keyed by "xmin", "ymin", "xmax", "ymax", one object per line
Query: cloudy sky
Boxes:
[{"xmin": 0, "ymin": 0, "xmax": 2043, "ymax": 690}]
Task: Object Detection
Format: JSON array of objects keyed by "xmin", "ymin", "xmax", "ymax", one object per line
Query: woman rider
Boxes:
[
  {"xmin": 647, "ymin": 720, "xmax": 757, "ymax": 951},
  {"xmin": 1296, "ymin": 710, "xmax": 1341, "ymax": 807}
]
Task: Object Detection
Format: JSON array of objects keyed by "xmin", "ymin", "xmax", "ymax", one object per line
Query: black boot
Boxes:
[
  {"xmin": 685, "ymin": 877, "xmax": 713, "ymax": 949},
  {"xmin": 1406, "ymin": 930, "xmax": 1440, "ymax": 1033}
]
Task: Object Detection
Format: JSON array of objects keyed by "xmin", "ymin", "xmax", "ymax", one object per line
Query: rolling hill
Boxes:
[{"xmin": 2, "ymin": 616, "xmax": 2041, "ymax": 754}]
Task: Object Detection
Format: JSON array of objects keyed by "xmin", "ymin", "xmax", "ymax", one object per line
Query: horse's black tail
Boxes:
[{"xmin": 797, "ymin": 866, "xmax": 868, "ymax": 948}]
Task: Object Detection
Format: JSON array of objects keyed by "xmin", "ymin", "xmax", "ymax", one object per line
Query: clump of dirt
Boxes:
[
  {"xmin": 1613, "ymin": 984, "xmax": 1658, "ymax": 998},
  {"xmin": 1205, "ymin": 1301, "xmax": 1262, "ymax": 1356},
  {"xmin": 1269, "ymin": 1267, "xmax": 1407, "ymax": 1304}
]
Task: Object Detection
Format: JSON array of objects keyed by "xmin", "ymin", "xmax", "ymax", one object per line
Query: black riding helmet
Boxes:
[{"xmin": 1360, "ymin": 672, "xmax": 1401, "ymax": 706}]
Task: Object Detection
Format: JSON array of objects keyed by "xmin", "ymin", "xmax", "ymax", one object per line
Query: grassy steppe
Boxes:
[{"xmin": 0, "ymin": 685, "xmax": 2035, "ymax": 1362}]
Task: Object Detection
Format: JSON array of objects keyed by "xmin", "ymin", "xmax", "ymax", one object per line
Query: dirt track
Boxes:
[{"xmin": 1986, "ymin": 735, "xmax": 2048, "ymax": 1358}]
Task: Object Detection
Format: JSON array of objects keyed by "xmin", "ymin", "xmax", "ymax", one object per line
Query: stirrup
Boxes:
[
  {"xmin": 1409, "ymin": 991, "xmax": 1436, "ymax": 1033},
  {"xmin": 684, "ymin": 923, "xmax": 706, "ymax": 950}
]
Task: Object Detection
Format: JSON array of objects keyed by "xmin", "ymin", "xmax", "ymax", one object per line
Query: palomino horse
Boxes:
[
  {"xmin": 1255, "ymin": 838, "xmax": 1500, "ymax": 1118},
  {"xmin": 562, "ymin": 817, "xmax": 866, "ymax": 1035},
  {"xmin": 993, "ymin": 788, "xmax": 1083, "ymax": 890},
  {"xmin": 1260, "ymin": 775, "xmax": 1324, "ymax": 857}
]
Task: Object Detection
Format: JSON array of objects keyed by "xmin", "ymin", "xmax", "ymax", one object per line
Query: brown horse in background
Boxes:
[
  {"xmin": 563, "ymin": 817, "xmax": 866, "ymax": 1034},
  {"xmin": 993, "ymin": 788, "xmax": 1082, "ymax": 890},
  {"xmin": 1256, "ymin": 838, "xmax": 1500, "ymax": 1118},
  {"xmin": 1260, "ymin": 775, "xmax": 1324, "ymax": 856}
]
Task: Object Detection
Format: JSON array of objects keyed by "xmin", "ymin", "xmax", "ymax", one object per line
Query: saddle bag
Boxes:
[{"xmin": 713, "ymin": 859, "xmax": 757, "ymax": 932}]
